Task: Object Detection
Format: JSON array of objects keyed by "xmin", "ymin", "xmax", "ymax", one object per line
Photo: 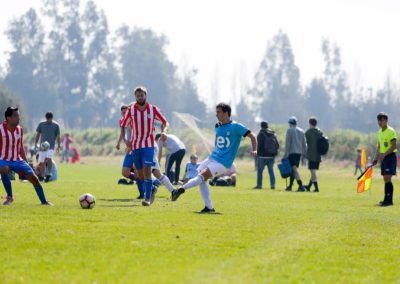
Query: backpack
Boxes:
[
  {"xmin": 318, "ymin": 135, "xmax": 329, "ymax": 155},
  {"xmin": 278, "ymin": 158, "xmax": 292, "ymax": 178},
  {"xmin": 264, "ymin": 132, "xmax": 279, "ymax": 157}
]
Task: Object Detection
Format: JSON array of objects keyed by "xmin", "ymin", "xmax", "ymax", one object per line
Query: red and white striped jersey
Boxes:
[
  {"xmin": 0, "ymin": 122, "xmax": 24, "ymax": 161},
  {"xmin": 120, "ymin": 102, "xmax": 167, "ymax": 150}
]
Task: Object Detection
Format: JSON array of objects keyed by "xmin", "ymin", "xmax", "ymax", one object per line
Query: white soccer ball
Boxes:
[
  {"xmin": 40, "ymin": 141, "xmax": 50, "ymax": 151},
  {"xmin": 79, "ymin": 193, "xmax": 96, "ymax": 209}
]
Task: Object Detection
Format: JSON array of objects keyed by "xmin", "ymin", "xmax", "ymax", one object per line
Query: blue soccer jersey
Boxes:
[{"xmin": 209, "ymin": 121, "xmax": 250, "ymax": 168}]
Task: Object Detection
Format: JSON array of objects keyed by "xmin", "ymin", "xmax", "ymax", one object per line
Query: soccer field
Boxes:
[{"xmin": 1, "ymin": 157, "xmax": 399, "ymax": 283}]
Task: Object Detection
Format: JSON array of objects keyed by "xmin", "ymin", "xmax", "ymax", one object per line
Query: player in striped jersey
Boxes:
[
  {"xmin": 1, "ymin": 107, "xmax": 52, "ymax": 206},
  {"xmin": 119, "ymin": 86, "xmax": 169, "ymax": 206}
]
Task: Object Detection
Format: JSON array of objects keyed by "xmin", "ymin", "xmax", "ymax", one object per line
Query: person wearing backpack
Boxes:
[
  {"xmin": 305, "ymin": 117, "xmax": 323, "ymax": 192},
  {"xmin": 284, "ymin": 116, "xmax": 307, "ymax": 192},
  {"xmin": 254, "ymin": 121, "xmax": 279, "ymax": 189}
]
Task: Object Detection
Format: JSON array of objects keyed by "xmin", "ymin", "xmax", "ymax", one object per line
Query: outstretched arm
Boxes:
[{"xmin": 247, "ymin": 132, "xmax": 257, "ymax": 158}]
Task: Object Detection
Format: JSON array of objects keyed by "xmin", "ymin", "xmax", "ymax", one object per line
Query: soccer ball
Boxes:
[
  {"xmin": 79, "ymin": 193, "xmax": 96, "ymax": 209},
  {"xmin": 40, "ymin": 141, "xmax": 50, "ymax": 151}
]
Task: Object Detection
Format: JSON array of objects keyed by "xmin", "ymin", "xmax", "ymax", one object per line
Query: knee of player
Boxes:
[{"xmin": 0, "ymin": 166, "xmax": 9, "ymax": 175}]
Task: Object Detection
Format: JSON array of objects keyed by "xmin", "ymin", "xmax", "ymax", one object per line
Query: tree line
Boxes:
[{"xmin": 0, "ymin": 0, "xmax": 398, "ymax": 133}]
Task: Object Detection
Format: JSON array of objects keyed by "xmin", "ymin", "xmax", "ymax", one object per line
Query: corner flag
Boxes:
[{"xmin": 357, "ymin": 166, "xmax": 372, "ymax": 193}]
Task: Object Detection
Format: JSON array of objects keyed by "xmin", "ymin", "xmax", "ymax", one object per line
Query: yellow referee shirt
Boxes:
[{"xmin": 377, "ymin": 126, "xmax": 397, "ymax": 154}]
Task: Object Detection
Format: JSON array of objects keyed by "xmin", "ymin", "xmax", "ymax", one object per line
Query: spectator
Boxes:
[
  {"xmin": 304, "ymin": 116, "xmax": 323, "ymax": 192},
  {"xmin": 354, "ymin": 149, "xmax": 362, "ymax": 176},
  {"xmin": 156, "ymin": 133, "xmax": 186, "ymax": 184},
  {"xmin": 183, "ymin": 154, "xmax": 200, "ymax": 183},
  {"xmin": 253, "ymin": 121, "xmax": 279, "ymax": 190},
  {"xmin": 283, "ymin": 116, "xmax": 307, "ymax": 192},
  {"xmin": 61, "ymin": 133, "xmax": 73, "ymax": 163},
  {"xmin": 209, "ymin": 163, "xmax": 237, "ymax": 187},
  {"xmin": 34, "ymin": 111, "xmax": 61, "ymax": 182}
]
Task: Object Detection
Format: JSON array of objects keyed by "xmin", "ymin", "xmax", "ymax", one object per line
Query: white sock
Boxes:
[
  {"xmin": 199, "ymin": 182, "xmax": 213, "ymax": 209},
  {"xmin": 159, "ymin": 175, "xmax": 174, "ymax": 193},
  {"xmin": 183, "ymin": 175, "xmax": 204, "ymax": 190}
]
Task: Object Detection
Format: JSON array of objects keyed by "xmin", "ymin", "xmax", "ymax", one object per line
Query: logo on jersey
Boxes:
[{"xmin": 216, "ymin": 136, "xmax": 231, "ymax": 148}]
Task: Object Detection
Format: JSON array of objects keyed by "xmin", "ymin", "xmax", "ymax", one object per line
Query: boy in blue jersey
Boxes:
[{"xmin": 171, "ymin": 103, "xmax": 257, "ymax": 213}]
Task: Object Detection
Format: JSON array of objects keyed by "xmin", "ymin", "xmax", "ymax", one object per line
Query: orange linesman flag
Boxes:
[{"xmin": 357, "ymin": 166, "xmax": 372, "ymax": 193}]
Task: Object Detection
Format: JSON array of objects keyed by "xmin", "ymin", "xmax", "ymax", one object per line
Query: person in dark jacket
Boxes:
[
  {"xmin": 304, "ymin": 117, "xmax": 322, "ymax": 192},
  {"xmin": 254, "ymin": 121, "xmax": 279, "ymax": 189}
]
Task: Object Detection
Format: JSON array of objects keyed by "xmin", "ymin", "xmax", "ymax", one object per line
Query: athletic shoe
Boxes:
[
  {"xmin": 44, "ymin": 175, "xmax": 51, "ymax": 183},
  {"xmin": 42, "ymin": 201, "xmax": 54, "ymax": 206},
  {"xmin": 285, "ymin": 186, "xmax": 292, "ymax": 191},
  {"xmin": 304, "ymin": 185, "xmax": 311, "ymax": 192},
  {"xmin": 297, "ymin": 186, "xmax": 305, "ymax": 192},
  {"xmin": 313, "ymin": 189, "xmax": 319, "ymax": 193},
  {"xmin": 150, "ymin": 187, "xmax": 158, "ymax": 204},
  {"xmin": 271, "ymin": 186, "xmax": 275, "ymax": 190},
  {"xmin": 3, "ymin": 196, "xmax": 14, "ymax": 205},
  {"xmin": 252, "ymin": 186, "xmax": 262, "ymax": 189},
  {"xmin": 142, "ymin": 199, "xmax": 151, "ymax": 206},
  {"xmin": 171, "ymin": 187, "xmax": 185, "ymax": 201},
  {"xmin": 136, "ymin": 195, "xmax": 144, "ymax": 200},
  {"xmin": 199, "ymin": 206, "xmax": 216, "ymax": 213},
  {"xmin": 378, "ymin": 201, "xmax": 393, "ymax": 207}
]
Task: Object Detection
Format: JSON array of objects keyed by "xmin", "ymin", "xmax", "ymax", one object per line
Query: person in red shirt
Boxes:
[
  {"xmin": 0, "ymin": 107, "xmax": 52, "ymax": 206},
  {"xmin": 119, "ymin": 86, "xmax": 169, "ymax": 206}
]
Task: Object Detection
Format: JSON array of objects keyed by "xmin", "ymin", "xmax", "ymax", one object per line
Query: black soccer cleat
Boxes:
[
  {"xmin": 285, "ymin": 186, "xmax": 292, "ymax": 192},
  {"xmin": 378, "ymin": 201, "xmax": 393, "ymax": 207},
  {"xmin": 171, "ymin": 187, "xmax": 185, "ymax": 201},
  {"xmin": 199, "ymin": 206, "xmax": 216, "ymax": 213},
  {"xmin": 44, "ymin": 175, "xmax": 51, "ymax": 183}
]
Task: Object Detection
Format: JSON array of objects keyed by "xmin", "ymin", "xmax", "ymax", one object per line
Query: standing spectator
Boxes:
[
  {"xmin": 254, "ymin": 121, "xmax": 279, "ymax": 190},
  {"xmin": 354, "ymin": 149, "xmax": 362, "ymax": 176},
  {"xmin": 156, "ymin": 133, "xmax": 186, "ymax": 184},
  {"xmin": 304, "ymin": 117, "xmax": 323, "ymax": 192},
  {"xmin": 34, "ymin": 112, "xmax": 61, "ymax": 182},
  {"xmin": 284, "ymin": 116, "xmax": 307, "ymax": 192},
  {"xmin": 373, "ymin": 112, "xmax": 397, "ymax": 207},
  {"xmin": 61, "ymin": 133, "xmax": 73, "ymax": 163}
]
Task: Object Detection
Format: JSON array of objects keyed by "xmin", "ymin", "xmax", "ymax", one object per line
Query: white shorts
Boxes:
[
  {"xmin": 38, "ymin": 149, "xmax": 54, "ymax": 163},
  {"xmin": 152, "ymin": 159, "xmax": 160, "ymax": 171},
  {"xmin": 198, "ymin": 158, "xmax": 229, "ymax": 178}
]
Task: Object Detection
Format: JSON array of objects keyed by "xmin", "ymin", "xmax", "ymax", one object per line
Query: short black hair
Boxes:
[
  {"xmin": 5, "ymin": 106, "xmax": 18, "ymax": 119},
  {"xmin": 377, "ymin": 112, "xmax": 388, "ymax": 121},
  {"xmin": 309, "ymin": 116, "xmax": 318, "ymax": 126},
  {"xmin": 120, "ymin": 105, "xmax": 128, "ymax": 111},
  {"xmin": 155, "ymin": 133, "xmax": 162, "ymax": 140},
  {"xmin": 134, "ymin": 86, "xmax": 148, "ymax": 95},
  {"xmin": 216, "ymin": 103, "xmax": 231, "ymax": 117},
  {"xmin": 45, "ymin": 112, "xmax": 53, "ymax": 119}
]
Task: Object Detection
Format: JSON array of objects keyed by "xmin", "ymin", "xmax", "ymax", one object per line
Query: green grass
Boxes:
[{"xmin": 1, "ymin": 157, "xmax": 400, "ymax": 283}]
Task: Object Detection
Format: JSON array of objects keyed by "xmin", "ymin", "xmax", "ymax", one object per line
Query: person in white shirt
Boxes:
[{"xmin": 156, "ymin": 133, "xmax": 186, "ymax": 184}]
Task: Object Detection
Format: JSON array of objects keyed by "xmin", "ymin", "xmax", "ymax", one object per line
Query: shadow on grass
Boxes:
[
  {"xmin": 98, "ymin": 198, "xmax": 136, "ymax": 202},
  {"xmin": 99, "ymin": 204, "xmax": 139, "ymax": 208},
  {"xmin": 193, "ymin": 211, "xmax": 223, "ymax": 215}
]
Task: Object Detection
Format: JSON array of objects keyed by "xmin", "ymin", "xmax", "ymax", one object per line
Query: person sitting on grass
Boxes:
[{"xmin": 209, "ymin": 163, "xmax": 237, "ymax": 187}]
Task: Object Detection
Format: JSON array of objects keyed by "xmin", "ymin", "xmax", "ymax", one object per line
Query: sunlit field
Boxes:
[{"xmin": 1, "ymin": 157, "xmax": 399, "ymax": 283}]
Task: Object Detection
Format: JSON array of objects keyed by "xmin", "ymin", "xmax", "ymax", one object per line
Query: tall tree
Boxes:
[
  {"xmin": 115, "ymin": 26, "xmax": 177, "ymax": 117},
  {"xmin": 3, "ymin": 8, "xmax": 47, "ymax": 125},
  {"xmin": 250, "ymin": 31, "xmax": 304, "ymax": 124}
]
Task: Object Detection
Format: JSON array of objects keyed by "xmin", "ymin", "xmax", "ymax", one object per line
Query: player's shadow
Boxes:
[
  {"xmin": 193, "ymin": 211, "xmax": 223, "ymax": 215},
  {"xmin": 98, "ymin": 198, "xmax": 136, "ymax": 202},
  {"xmin": 100, "ymin": 204, "xmax": 139, "ymax": 208}
]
